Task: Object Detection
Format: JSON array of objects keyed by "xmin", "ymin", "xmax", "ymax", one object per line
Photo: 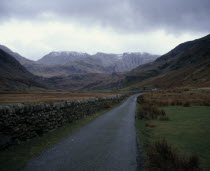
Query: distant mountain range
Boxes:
[
  {"xmin": 0, "ymin": 45, "xmax": 159, "ymax": 77},
  {"xmin": 63, "ymin": 34, "xmax": 210, "ymax": 90},
  {"xmin": 37, "ymin": 51, "xmax": 90, "ymax": 65},
  {"xmin": 0, "ymin": 34, "xmax": 209, "ymax": 90},
  {"xmin": 37, "ymin": 51, "xmax": 158, "ymax": 72}
]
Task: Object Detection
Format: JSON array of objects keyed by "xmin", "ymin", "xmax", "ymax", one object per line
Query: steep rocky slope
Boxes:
[
  {"xmin": 0, "ymin": 45, "xmax": 52, "ymax": 77},
  {"xmin": 114, "ymin": 52, "xmax": 158, "ymax": 72},
  {"xmin": 0, "ymin": 49, "xmax": 45, "ymax": 90},
  {"xmin": 0, "ymin": 45, "xmax": 34, "ymax": 65}
]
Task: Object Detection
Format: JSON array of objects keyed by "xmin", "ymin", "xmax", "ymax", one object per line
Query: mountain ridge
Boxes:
[
  {"xmin": 1, "ymin": 34, "xmax": 209, "ymax": 91},
  {"xmin": 122, "ymin": 34, "xmax": 210, "ymax": 89},
  {"xmin": 0, "ymin": 49, "xmax": 45, "ymax": 90},
  {"xmin": 0, "ymin": 45, "xmax": 159, "ymax": 77},
  {"xmin": 37, "ymin": 51, "xmax": 90, "ymax": 65}
]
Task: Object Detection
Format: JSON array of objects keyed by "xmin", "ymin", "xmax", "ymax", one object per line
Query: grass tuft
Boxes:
[
  {"xmin": 147, "ymin": 139, "xmax": 200, "ymax": 170},
  {"xmin": 183, "ymin": 101, "xmax": 191, "ymax": 107},
  {"xmin": 158, "ymin": 115, "xmax": 170, "ymax": 121}
]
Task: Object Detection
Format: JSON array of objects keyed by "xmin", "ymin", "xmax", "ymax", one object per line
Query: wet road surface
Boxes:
[{"xmin": 22, "ymin": 94, "xmax": 141, "ymax": 171}]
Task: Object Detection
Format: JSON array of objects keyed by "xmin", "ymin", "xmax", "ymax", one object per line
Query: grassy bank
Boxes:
[
  {"xmin": 0, "ymin": 100, "xmax": 125, "ymax": 171},
  {"xmin": 136, "ymin": 105, "xmax": 210, "ymax": 170}
]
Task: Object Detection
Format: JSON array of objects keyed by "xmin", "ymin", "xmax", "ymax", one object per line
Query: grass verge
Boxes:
[
  {"xmin": 0, "ymin": 100, "xmax": 126, "ymax": 171},
  {"xmin": 136, "ymin": 105, "xmax": 210, "ymax": 170}
]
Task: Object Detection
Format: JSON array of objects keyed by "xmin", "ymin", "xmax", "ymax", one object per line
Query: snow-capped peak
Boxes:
[{"xmin": 50, "ymin": 51, "xmax": 87, "ymax": 57}]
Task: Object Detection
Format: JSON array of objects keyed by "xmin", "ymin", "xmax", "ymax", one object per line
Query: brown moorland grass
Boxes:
[
  {"xmin": 139, "ymin": 88, "xmax": 210, "ymax": 106},
  {"xmin": 136, "ymin": 103, "xmax": 167, "ymax": 120},
  {"xmin": 0, "ymin": 91, "xmax": 120, "ymax": 104}
]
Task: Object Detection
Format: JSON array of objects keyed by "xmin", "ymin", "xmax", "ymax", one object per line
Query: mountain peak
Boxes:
[
  {"xmin": 123, "ymin": 52, "xmax": 141, "ymax": 55},
  {"xmin": 37, "ymin": 51, "xmax": 90, "ymax": 65},
  {"xmin": 49, "ymin": 51, "xmax": 88, "ymax": 56}
]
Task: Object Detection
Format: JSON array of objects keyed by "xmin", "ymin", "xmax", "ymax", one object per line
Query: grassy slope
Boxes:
[
  {"xmin": 0, "ymin": 100, "xmax": 125, "ymax": 171},
  {"xmin": 151, "ymin": 61, "xmax": 210, "ymax": 88},
  {"xmin": 136, "ymin": 106, "xmax": 210, "ymax": 170},
  {"xmin": 125, "ymin": 60, "xmax": 210, "ymax": 90},
  {"xmin": 123, "ymin": 34, "xmax": 210, "ymax": 90}
]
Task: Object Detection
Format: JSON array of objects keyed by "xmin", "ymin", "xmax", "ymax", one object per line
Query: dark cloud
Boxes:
[
  {"xmin": 0, "ymin": 0, "xmax": 210, "ymax": 33},
  {"xmin": 131, "ymin": 0, "xmax": 210, "ymax": 32}
]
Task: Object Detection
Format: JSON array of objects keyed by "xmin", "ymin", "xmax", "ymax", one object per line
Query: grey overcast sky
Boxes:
[{"xmin": 0, "ymin": 0, "xmax": 209, "ymax": 60}]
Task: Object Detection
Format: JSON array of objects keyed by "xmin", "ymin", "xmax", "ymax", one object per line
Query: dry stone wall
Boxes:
[{"xmin": 0, "ymin": 95, "xmax": 127, "ymax": 149}]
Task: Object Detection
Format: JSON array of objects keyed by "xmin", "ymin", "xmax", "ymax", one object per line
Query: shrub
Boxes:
[
  {"xmin": 147, "ymin": 140, "xmax": 200, "ymax": 170},
  {"xmin": 158, "ymin": 115, "xmax": 170, "ymax": 121},
  {"xmin": 137, "ymin": 95, "xmax": 145, "ymax": 104},
  {"xmin": 137, "ymin": 104, "xmax": 169, "ymax": 120},
  {"xmin": 183, "ymin": 102, "xmax": 191, "ymax": 107}
]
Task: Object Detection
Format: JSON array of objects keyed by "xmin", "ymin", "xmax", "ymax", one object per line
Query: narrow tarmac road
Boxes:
[{"xmin": 22, "ymin": 94, "xmax": 141, "ymax": 171}]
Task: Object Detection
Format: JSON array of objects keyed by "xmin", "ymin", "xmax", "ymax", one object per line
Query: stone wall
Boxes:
[{"xmin": 0, "ymin": 95, "xmax": 127, "ymax": 149}]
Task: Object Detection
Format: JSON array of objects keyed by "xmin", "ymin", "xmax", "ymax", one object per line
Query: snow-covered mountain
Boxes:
[
  {"xmin": 37, "ymin": 51, "xmax": 158, "ymax": 72},
  {"xmin": 114, "ymin": 52, "xmax": 159, "ymax": 72},
  {"xmin": 0, "ymin": 45, "xmax": 160, "ymax": 77},
  {"xmin": 37, "ymin": 51, "xmax": 90, "ymax": 65}
]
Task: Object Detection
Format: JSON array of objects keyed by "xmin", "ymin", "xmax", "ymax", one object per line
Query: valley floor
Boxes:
[{"xmin": 0, "ymin": 91, "xmax": 119, "ymax": 104}]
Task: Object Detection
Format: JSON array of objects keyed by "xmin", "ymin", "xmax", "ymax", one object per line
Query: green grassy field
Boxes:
[
  {"xmin": 0, "ymin": 101, "xmax": 125, "ymax": 171},
  {"xmin": 136, "ymin": 105, "xmax": 210, "ymax": 170}
]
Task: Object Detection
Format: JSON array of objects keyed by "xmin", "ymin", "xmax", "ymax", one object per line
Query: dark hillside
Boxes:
[
  {"xmin": 0, "ymin": 49, "xmax": 45, "ymax": 90},
  {"xmin": 124, "ymin": 34, "xmax": 210, "ymax": 88}
]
